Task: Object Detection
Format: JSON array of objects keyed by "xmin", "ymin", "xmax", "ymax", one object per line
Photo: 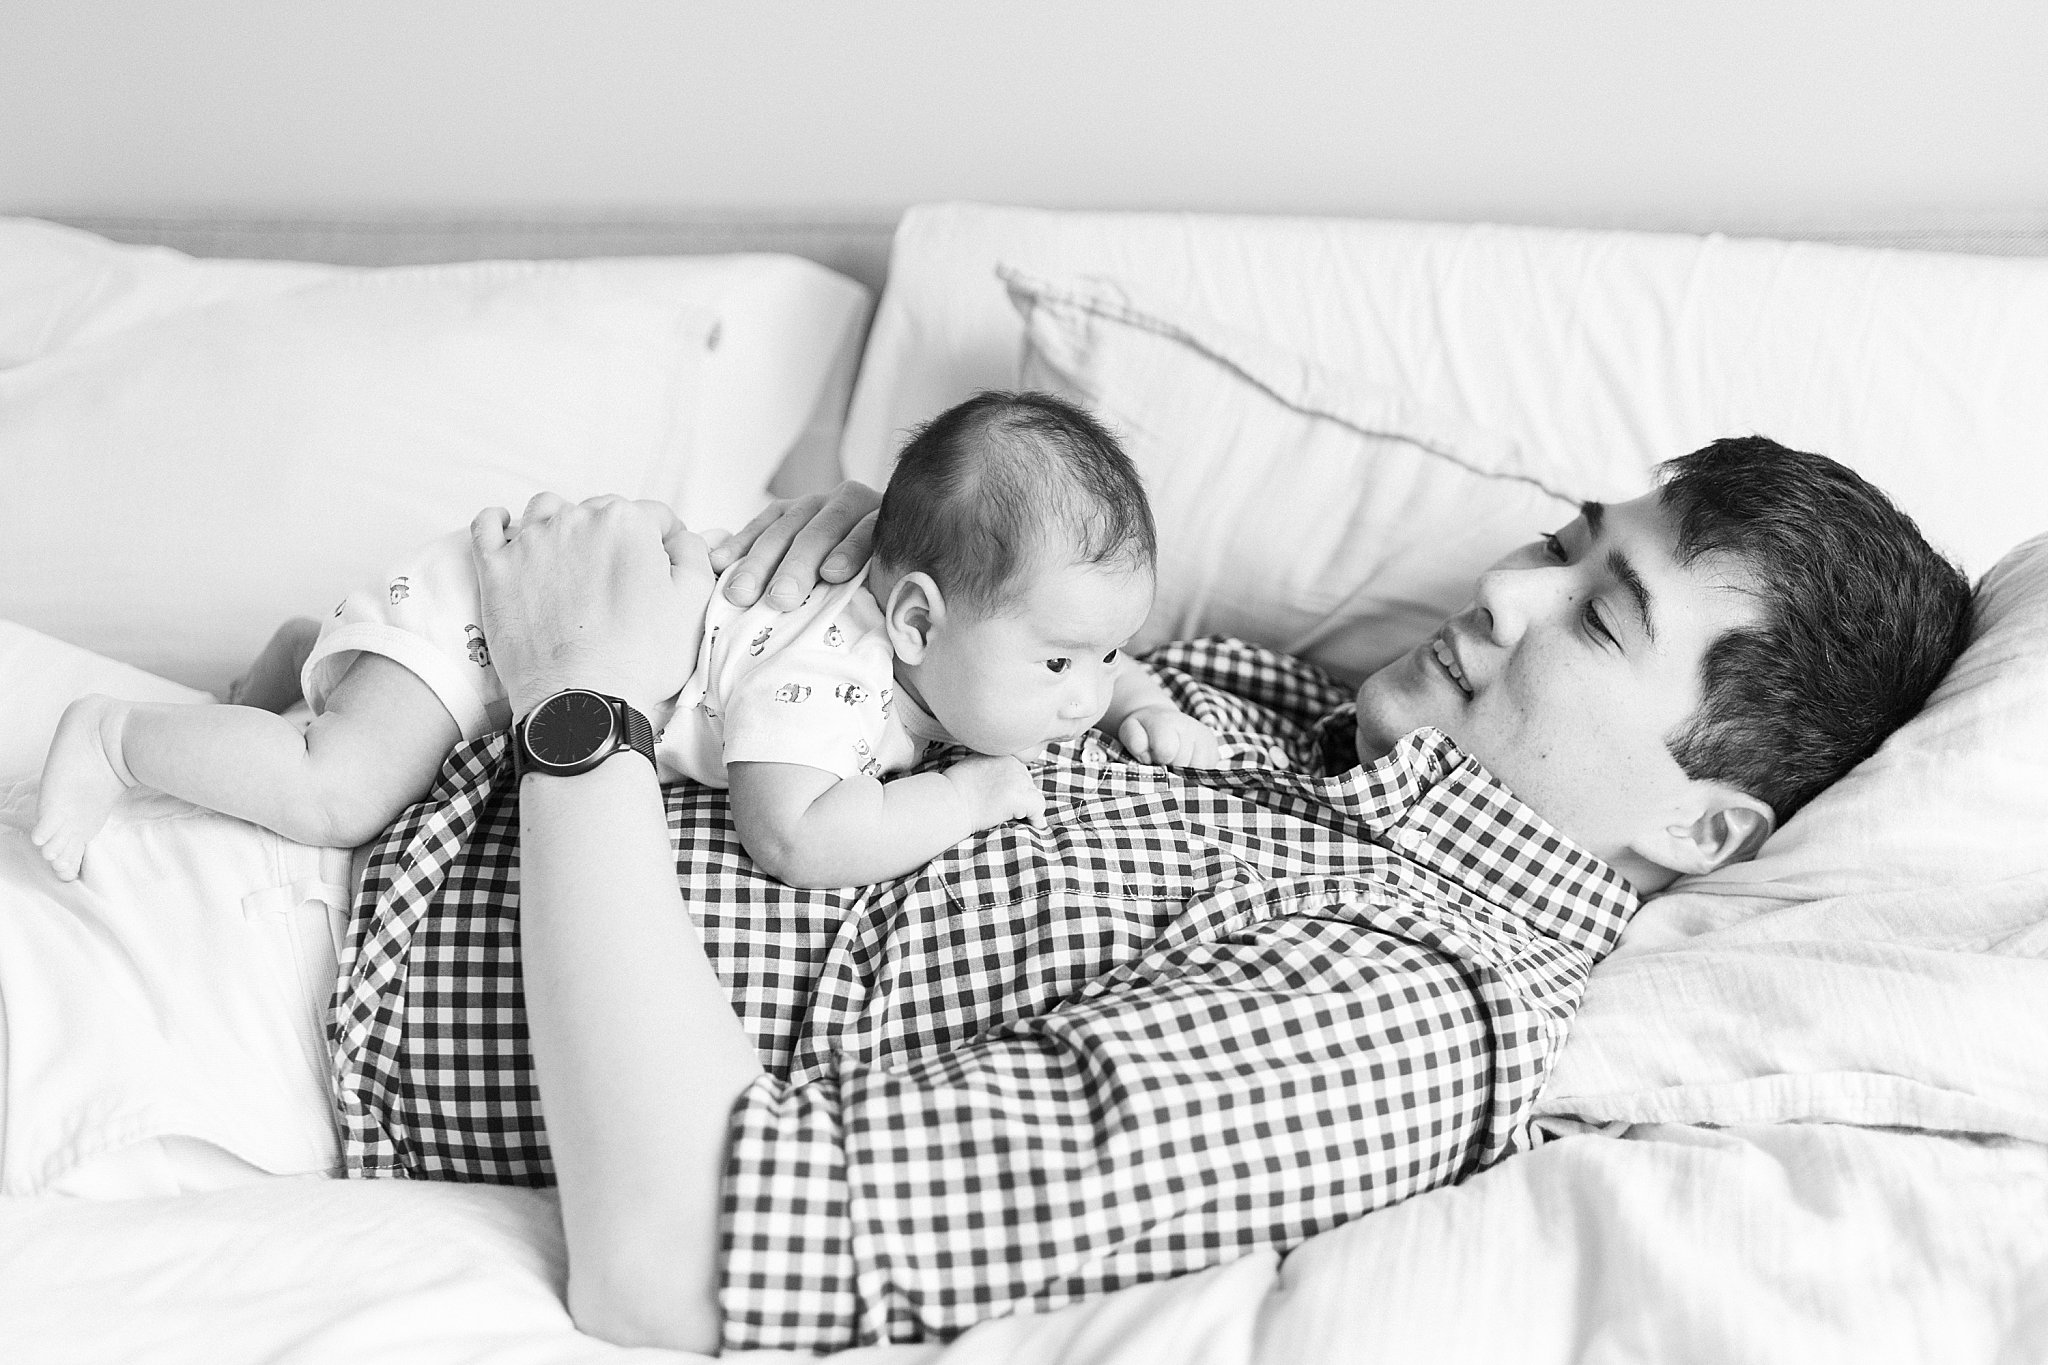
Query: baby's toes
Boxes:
[{"xmin": 40, "ymin": 833, "xmax": 83, "ymax": 881}]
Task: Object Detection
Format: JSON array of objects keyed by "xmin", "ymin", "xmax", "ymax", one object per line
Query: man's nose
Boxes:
[{"xmin": 1473, "ymin": 562, "xmax": 1562, "ymax": 642}]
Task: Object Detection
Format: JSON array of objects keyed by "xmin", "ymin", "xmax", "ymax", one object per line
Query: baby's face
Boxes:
[{"xmin": 914, "ymin": 560, "xmax": 1155, "ymax": 757}]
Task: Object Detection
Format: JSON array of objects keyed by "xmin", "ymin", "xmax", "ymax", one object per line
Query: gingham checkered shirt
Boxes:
[{"xmin": 331, "ymin": 638, "xmax": 1637, "ymax": 1352}]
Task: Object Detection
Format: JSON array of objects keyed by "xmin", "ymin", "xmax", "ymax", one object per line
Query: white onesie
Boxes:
[{"xmin": 301, "ymin": 529, "xmax": 948, "ymax": 786}]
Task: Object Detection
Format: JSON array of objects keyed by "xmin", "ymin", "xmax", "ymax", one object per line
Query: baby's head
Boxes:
[{"xmin": 870, "ymin": 390, "xmax": 1156, "ymax": 757}]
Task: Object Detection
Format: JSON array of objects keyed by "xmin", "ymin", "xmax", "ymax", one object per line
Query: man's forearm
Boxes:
[{"xmin": 518, "ymin": 757, "xmax": 764, "ymax": 1353}]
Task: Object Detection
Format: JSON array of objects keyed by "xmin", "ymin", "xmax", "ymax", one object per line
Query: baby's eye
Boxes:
[
  {"xmin": 1102, "ymin": 649, "xmax": 1119, "ymax": 664},
  {"xmin": 1046, "ymin": 658, "xmax": 1072, "ymax": 674}
]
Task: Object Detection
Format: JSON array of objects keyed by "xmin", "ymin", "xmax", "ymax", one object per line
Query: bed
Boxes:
[{"xmin": 1, "ymin": 205, "xmax": 2044, "ymax": 1364}]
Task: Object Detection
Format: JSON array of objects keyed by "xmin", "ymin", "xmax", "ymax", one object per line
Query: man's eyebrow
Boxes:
[
  {"xmin": 1579, "ymin": 500, "xmax": 1658, "ymax": 645},
  {"xmin": 1605, "ymin": 550, "xmax": 1658, "ymax": 646}
]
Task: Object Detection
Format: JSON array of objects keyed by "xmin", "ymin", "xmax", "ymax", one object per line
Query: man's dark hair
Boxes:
[
  {"xmin": 874, "ymin": 390, "xmax": 1156, "ymax": 613},
  {"xmin": 1660, "ymin": 435, "xmax": 1972, "ymax": 821}
]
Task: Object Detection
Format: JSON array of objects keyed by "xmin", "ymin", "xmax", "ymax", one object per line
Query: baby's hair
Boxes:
[{"xmin": 873, "ymin": 390, "xmax": 1155, "ymax": 614}]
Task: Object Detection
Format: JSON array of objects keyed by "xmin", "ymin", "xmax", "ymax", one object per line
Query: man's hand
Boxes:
[
  {"xmin": 470, "ymin": 493, "xmax": 715, "ymax": 720},
  {"xmin": 1118, "ymin": 705, "xmax": 1224, "ymax": 768},
  {"xmin": 708, "ymin": 482, "xmax": 882, "ymax": 611},
  {"xmin": 942, "ymin": 755, "xmax": 1048, "ymax": 831}
]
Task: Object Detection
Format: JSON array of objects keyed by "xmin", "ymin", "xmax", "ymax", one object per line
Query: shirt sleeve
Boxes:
[{"xmin": 718, "ymin": 887, "xmax": 1491, "ymax": 1351}]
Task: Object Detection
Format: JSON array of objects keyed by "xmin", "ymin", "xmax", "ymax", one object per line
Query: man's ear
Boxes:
[
  {"xmin": 1633, "ymin": 787, "xmax": 1776, "ymax": 878},
  {"xmin": 883, "ymin": 572, "xmax": 945, "ymax": 664}
]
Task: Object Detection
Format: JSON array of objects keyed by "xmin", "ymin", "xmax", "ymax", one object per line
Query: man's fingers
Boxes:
[
  {"xmin": 663, "ymin": 521, "xmax": 715, "ymax": 589},
  {"xmin": 719, "ymin": 497, "xmax": 826, "ymax": 605},
  {"xmin": 718, "ymin": 496, "xmax": 824, "ymax": 569},
  {"xmin": 712, "ymin": 482, "xmax": 884, "ymax": 607},
  {"xmin": 631, "ymin": 497, "xmax": 683, "ymax": 533},
  {"xmin": 621, "ymin": 498, "xmax": 708, "ymax": 576},
  {"xmin": 470, "ymin": 506, "xmax": 514, "ymax": 558},
  {"xmin": 819, "ymin": 508, "xmax": 879, "ymax": 583},
  {"xmin": 808, "ymin": 483, "xmax": 884, "ymax": 576},
  {"xmin": 708, "ymin": 498, "xmax": 800, "ymax": 570},
  {"xmin": 762, "ymin": 489, "xmax": 882, "ymax": 608},
  {"xmin": 521, "ymin": 490, "xmax": 570, "ymax": 524}
]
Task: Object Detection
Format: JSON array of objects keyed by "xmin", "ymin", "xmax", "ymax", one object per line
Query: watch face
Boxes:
[{"xmin": 524, "ymin": 690, "xmax": 617, "ymax": 768}]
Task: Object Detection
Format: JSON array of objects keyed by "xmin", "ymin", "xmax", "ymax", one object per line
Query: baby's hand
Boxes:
[
  {"xmin": 1118, "ymin": 704, "xmax": 1224, "ymax": 768},
  {"xmin": 944, "ymin": 754, "xmax": 1047, "ymax": 830}
]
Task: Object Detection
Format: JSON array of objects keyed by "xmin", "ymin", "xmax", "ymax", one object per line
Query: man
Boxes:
[{"xmin": 334, "ymin": 436, "xmax": 1970, "ymax": 1353}]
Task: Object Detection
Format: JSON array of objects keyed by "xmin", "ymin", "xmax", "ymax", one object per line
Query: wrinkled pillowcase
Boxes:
[{"xmin": 1003, "ymin": 266, "xmax": 1583, "ymax": 683}]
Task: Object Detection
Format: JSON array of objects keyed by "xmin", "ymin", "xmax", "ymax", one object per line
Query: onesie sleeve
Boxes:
[
  {"xmin": 299, "ymin": 527, "xmax": 510, "ymax": 740},
  {"xmin": 716, "ymin": 615, "xmax": 897, "ymax": 780}
]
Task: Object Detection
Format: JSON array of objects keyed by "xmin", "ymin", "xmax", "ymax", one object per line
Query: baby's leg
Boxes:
[
  {"xmin": 33, "ymin": 654, "xmax": 460, "ymax": 879},
  {"xmin": 225, "ymin": 617, "xmax": 324, "ymax": 713}
]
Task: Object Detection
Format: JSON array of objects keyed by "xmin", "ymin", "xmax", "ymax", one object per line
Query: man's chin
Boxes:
[
  {"xmin": 1351, "ymin": 675, "xmax": 1415, "ymax": 767},
  {"xmin": 1350, "ymin": 704, "xmax": 1410, "ymax": 767}
]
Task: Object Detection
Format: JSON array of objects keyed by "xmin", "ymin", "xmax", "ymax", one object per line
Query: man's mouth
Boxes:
[{"xmin": 1430, "ymin": 636, "xmax": 1474, "ymax": 698}]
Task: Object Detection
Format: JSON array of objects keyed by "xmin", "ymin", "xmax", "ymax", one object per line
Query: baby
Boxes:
[{"xmin": 35, "ymin": 390, "xmax": 1221, "ymax": 888}]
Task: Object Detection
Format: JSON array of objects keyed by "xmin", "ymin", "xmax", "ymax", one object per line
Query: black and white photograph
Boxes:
[{"xmin": 2, "ymin": 4, "xmax": 2045, "ymax": 1361}]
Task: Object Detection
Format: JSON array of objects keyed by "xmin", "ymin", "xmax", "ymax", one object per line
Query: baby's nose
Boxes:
[{"xmin": 1062, "ymin": 683, "xmax": 1110, "ymax": 721}]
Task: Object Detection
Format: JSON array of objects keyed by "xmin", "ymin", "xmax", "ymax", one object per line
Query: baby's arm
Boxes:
[
  {"xmin": 727, "ymin": 758, "xmax": 1044, "ymax": 889},
  {"xmin": 1099, "ymin": 657, "xmax": 1223, "ymax": 768}
]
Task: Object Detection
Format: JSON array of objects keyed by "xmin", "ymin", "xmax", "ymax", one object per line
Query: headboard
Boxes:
[
  {"xmin": 40, "ymin": 211, "xmax": 900, "ymax": 295},
  {"xmin": 37, "ymin": 208, "xmax": 2048, "ymax": 294}
]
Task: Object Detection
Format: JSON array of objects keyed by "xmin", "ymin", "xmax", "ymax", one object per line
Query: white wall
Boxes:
[{"xmin": 4, "ymin": 0, "xmax": 2045, "ymax": 227}]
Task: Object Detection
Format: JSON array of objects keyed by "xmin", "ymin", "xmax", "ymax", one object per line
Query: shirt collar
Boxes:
[
  {"xmin": 891, "ymin": 682, "xmax": 957, "ymax": 748},
  {"xmin": 1318, "ymin": 710, "xmax": 1640, "ymax": 955}
]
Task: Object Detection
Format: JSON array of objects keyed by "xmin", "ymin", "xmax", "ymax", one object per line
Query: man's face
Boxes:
[{"xmin": 1354, "ymin": 490, "xmax": 1765, "ymax": 883}]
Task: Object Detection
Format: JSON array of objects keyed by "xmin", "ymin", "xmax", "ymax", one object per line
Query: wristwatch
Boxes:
[{"xmin": 512, "ymin": 689, "xmax": 658, "ymax": 780}]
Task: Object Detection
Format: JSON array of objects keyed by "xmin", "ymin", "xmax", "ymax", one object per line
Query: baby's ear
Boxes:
[{"xmin": 883, "ymin": 572, "xmax": 945, "ymax": 663}]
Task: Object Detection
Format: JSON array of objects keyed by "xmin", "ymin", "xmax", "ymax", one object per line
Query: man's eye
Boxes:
[
  {"xmin": 1046, "ymin": 658, "xmax": 1071, "ymax": 674},
  {"xmin": 1582, "ymin": 601, "xmax": 1616, "ymax": 645},
  {"xmin": 1542, "ymin": 531, "xmax": 1568, "ymax": 562}
]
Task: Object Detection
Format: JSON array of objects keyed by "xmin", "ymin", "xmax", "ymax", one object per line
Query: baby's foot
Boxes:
[{"xmin": 32, "ymin": 694, "xmax": 137, "ymax": 881}]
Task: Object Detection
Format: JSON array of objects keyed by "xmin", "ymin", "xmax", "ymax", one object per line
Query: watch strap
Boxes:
[{"xmin": 615, "ymin": 699, "xmax": 658, "ymax": 771}]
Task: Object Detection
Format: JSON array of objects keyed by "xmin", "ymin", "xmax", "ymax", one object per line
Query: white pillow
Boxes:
[
  {"xmin": 0, "ymin": 217, "xmax": 870, "ymax": 692},
  {"xmin": 1006, "ymin": 268, "xmax": 1576, "ymax": 681},
  {"xmin": 844, "ymin": 204, "xmax": 2048, "ymax": 581},
  {"xmin": 1540, "ymin": 534, "xmax": 2048, "ymax": 1139}
]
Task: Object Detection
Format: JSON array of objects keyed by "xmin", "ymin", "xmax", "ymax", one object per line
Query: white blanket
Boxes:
[{"xmin": 5, "ymin": 1123, "xmax": 2041, "ymax": 1365}]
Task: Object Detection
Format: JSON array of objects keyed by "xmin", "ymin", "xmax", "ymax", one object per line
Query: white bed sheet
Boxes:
[
  {"xmin": 5, "ymin": 1123, "xmax": 2040, "ymax": 1365},
  {"xmin": 1255, "ymin": 1122, "xmax": 2048, "ymax": 1365}
]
